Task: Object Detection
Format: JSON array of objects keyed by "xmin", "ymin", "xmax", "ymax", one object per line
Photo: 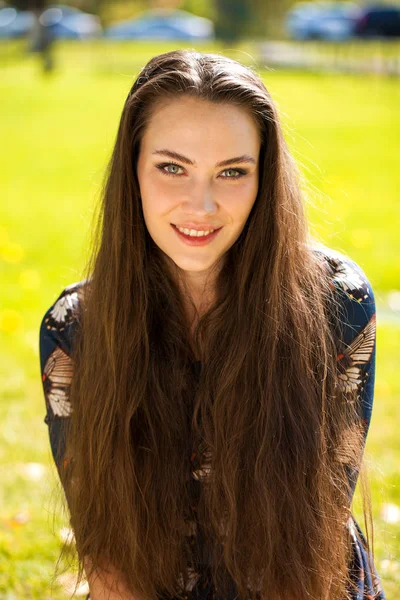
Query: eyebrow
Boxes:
[{"xmin": 152, "ymin": 149, "xmax": 257, "ymax": 167}]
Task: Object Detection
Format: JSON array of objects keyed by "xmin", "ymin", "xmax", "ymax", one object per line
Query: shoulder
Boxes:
[
  {"xmin": 309, "ymin": 243, "xmax": 376, "ymax": 349},
  {"xmin": 41, "ymin": 280, "xmax": 87, "ymax": 332},
  {"xmin": 310, "ymin": 243, "xmax": 374, "ymax": 306},
  {"xmin": 39, "ymin": 280, "xmax": 88, "ymax": 368},
  {"xmin": 39, "ymin": 280, "xmax": 88, "ymax": 420}
]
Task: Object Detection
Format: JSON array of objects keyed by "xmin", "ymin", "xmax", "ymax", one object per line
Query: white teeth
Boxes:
[{"xmin": 176, "ymin": 225, "xmax": 215, "ymax": 237}]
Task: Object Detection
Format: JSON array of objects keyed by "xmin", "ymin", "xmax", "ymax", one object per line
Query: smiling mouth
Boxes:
[
  {"xmin": 172, "ymin": 224, "xmax": 222, "ymax": 237},
  {"xmin": 170, "ymin": 223, "xmax": 223, "ymax": 245}
]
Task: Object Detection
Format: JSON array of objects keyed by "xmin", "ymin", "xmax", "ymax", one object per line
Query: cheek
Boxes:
[
  {"xmin": 141, "ymin": 177, "xmax": 178, "ymax": 219},
  {"xmin": 220, "ymin": 180, "xmax": 258, "ymax": 220}
]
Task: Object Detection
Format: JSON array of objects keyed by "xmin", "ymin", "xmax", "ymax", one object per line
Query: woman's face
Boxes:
[{"xmin": 137, "ymin": 96, "xmax": 261, "ymax": 279}]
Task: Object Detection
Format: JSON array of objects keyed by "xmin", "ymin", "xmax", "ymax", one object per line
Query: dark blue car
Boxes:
[{"xmin": 354, "ymin": 4, "xmax": 400, "ymax": 38}]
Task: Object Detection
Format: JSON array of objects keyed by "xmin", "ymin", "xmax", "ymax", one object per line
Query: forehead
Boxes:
[{"xmin": 141, "ymin": 96, "xmax": 261, "ymax": 157}]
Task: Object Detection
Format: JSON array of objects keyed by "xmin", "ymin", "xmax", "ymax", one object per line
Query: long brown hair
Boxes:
[{"xmin": 57, "ymin": 50, "xmax": 373, "ymax": 600}]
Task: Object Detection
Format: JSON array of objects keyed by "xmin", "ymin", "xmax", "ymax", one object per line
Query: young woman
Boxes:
[{"xmin": 39, "ymin": 50, "xmax": 385, "ymax": 600}]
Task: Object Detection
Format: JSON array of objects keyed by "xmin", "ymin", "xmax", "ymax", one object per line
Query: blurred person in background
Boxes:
[
  {"xmin": 26, "ymin": 0, "xmax": 54, "ymax": 72},
  {"xmin": 39, "ymin": 50, "xmax": 385, "ymax": 600}
]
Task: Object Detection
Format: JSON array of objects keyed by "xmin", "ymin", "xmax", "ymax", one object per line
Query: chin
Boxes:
[{"xmin": 171, "ymin": 255, "xmax": 219, "ymax": 274}]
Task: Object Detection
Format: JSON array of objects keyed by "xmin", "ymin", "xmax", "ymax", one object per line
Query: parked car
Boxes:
[
  {"xmin": 354, "ymin": 5, "xmax": 400, "ymax": 38},
  {"xmin": 104, "ymin": 8, "xmax": 215, "ymax": 41},
  {"xmin": 0, "ymin": 3, "xmax": 101, "ymax": 39},
  {"xmin": 285, "ymin": 1, "xmax": 361, "ymax": 41},
  {"xmin": 39, "ymin": 4, "xmax": 101, "ymax": 39},
  {"xmin": 0, "ymin": 6, "xmax": 33, "ymax": 38}
]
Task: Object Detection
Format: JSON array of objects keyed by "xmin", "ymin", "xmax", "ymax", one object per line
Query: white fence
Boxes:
[{"xmin": 258, "ymin": 40, "xmax": 400, "ymax": 76}]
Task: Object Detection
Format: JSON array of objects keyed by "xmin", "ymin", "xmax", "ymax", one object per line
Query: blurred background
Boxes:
[{"xmin": 0, "ymin": 0, "xmax": 399, "ymax": 597}]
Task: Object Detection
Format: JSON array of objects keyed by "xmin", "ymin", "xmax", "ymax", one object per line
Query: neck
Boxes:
[
  {"xmin": 185, "ymin": 272, "xmax": 214, "ymax": 305},
  {"xmin": 178, "ymin": 267, "xmax": 221, "ymax": 358},
  {"xmin": 162, "ymin": 255, "xmax": 224, "ymax": 357},
  {"xmin": 183, "ymin": 286, "xmax": 212, "ymax": 363},
  {"xmin": 164, "ymin": 255, "xmax": 223, "ymax": 312}
]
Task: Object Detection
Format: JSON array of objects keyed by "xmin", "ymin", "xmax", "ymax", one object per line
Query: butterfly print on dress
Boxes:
[
  {"xmin": 337, "ymin": 313, "xmax": 376, "ymax": 394},
  {"xmin": 43, "ymin": 346, "xmax": 74, "ymax": 417},
  {"xmin": 44, "ymin": 284, "xmax": 82, "ymax": 331},
  {"xmin": 325, "ymin": 256, "xmax": 371, "ymax": 303}
]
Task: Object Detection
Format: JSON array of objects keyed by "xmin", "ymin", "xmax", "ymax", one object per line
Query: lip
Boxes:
[
  {"xmin": 170, "ymin": 223, "xmax": 222, "ymax": 246},
  {"xmin": 173, "ymin": 223, "xmax": 221, "ymax": 231}
]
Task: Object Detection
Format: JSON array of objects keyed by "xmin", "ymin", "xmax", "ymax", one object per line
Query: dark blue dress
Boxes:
[{"xmin": 39, "ymin": 244, "xmax": 386, "ymax": 600}]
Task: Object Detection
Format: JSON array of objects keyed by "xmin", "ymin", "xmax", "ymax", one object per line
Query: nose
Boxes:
[{"xmin": 182, "ymin": 184, "xmax": 217, "ymax": 215}]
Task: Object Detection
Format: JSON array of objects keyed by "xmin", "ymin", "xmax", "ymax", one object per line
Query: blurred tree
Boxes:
[
  {"xmin": 251, "ymin": 0, "xmax": 293, "ymax": 38},
  {"xmin": 88, "ymin": 0, "xmax": 150, "ymax": 25},
  {"xmin": 12, "ymin": 0, "xmax": 47, "ymax": 8},
  {"xmin": 214, "ymin": 0, "xmax": 293, "ymax": 42},
  {"xmin": 88, "ymin": 0, "xmax": 212, "ymax": 26},
  {"xmin": 214, "ymin": 0, "xmax": 252, "ymax": 43},
  {"xmin": 182, "ymin": 0, "xmax": 215, "ymax": 20}
]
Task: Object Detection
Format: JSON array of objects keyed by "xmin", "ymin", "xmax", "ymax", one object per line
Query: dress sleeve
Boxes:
[
  {"xmin": 323, "ymin": 251, "xmax": 386, "ymax": 599},
  {"xmin": 323, "ymin": 251, "xmax": 377, "ymax": 503},
  {"xmin": 39, "ymin": 283, "xmax": 82, "ymax": 478}
]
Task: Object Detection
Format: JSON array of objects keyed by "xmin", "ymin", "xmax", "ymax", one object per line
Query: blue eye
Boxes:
[
  {"xmin": 156, "ymin": 163, "xmax": 184, "ymax": 176},
  {"xmin": 165, "ymin": 164, "xmax": 182, "ymax": 174},
  {"xmin": 220, "ymin": 168, "xmax": 246, "ymax": 179},
  {"xmin": 156, "ymin": 163, "xmax": 247, "ymax": 179}
]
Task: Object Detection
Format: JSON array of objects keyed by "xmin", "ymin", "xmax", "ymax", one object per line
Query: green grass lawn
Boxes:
[{"xmin": 0, "ymin": 41, "xmax": 399, "ymax": 598}]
